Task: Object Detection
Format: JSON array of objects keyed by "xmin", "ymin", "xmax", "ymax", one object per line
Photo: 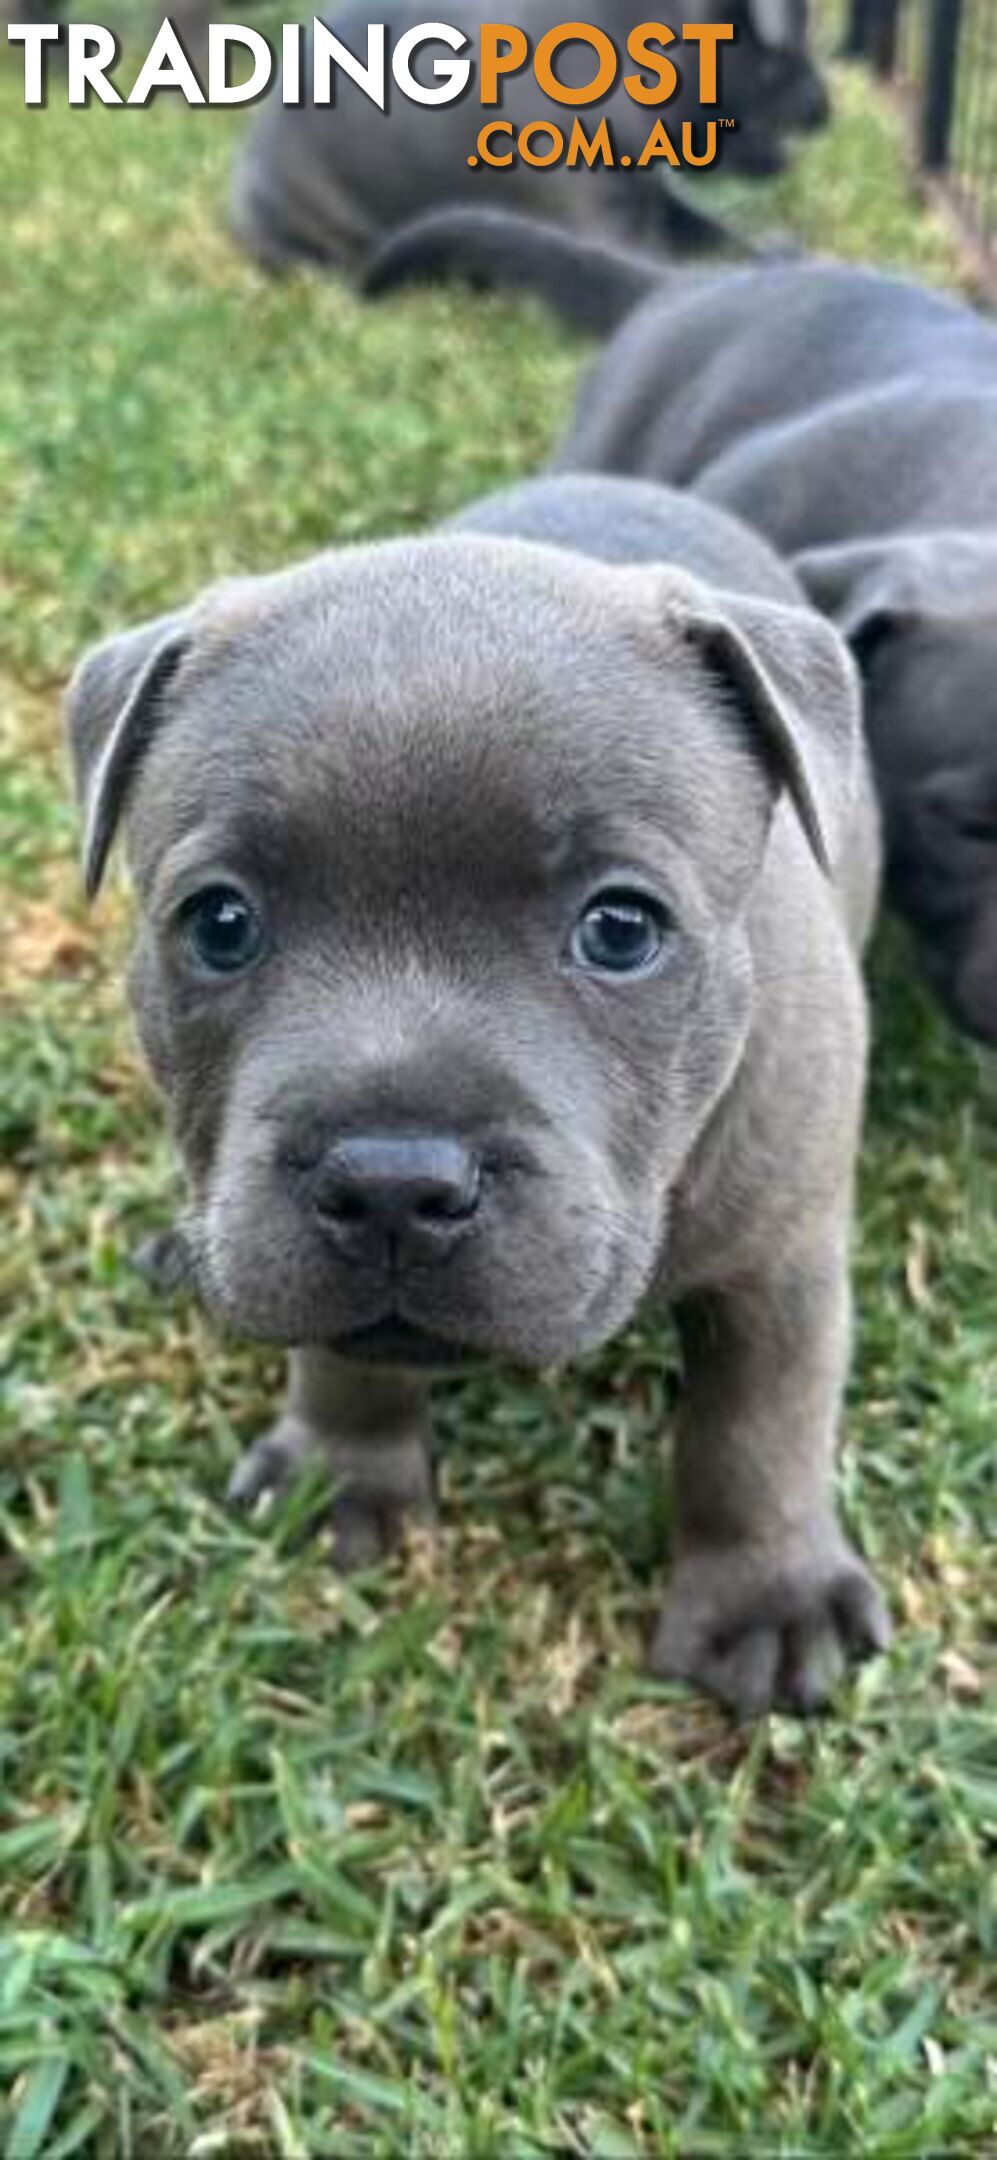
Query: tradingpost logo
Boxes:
[
  {"xmin": 466, "ymin": 21, "xmax": 734, "ymax": 173},
  {"xmin": 8, "ymin": 17, "xmax": 736, "ymax": 168}
]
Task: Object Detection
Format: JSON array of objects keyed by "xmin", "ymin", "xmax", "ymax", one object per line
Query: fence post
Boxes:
[
  {"xmin": 842, "ymin": 0, "xmax": 873, "ymax": 57},
  {"xmin": 842, "ymin": 0, "xmax": 902, "ymax": 73},
  {"xmin": 868, "ymin": 0, "xmax": 902, "ymax": 75},
  {"xmin": 922, "ymin": 0, "xmax": 965, "ymax": 169}
]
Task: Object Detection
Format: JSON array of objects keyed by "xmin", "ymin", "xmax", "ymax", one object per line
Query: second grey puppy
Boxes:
[
  {"xmin": 230, "ymin": 0, "xmax": 827, "ymax": 278},
  {"xmin": 65, "ymin": 473, "xmax": 887, "ymax": 1718},
  {"xmin": 367, "ymin": 223, "xmax": 997, "ymax": 1040}
]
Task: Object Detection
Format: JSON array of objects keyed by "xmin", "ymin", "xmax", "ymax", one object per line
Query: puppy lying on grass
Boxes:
[
  {"xmin": 66, "ymin": 473, "xmax": 888, "ymax": 1717},
  {"xmin": 230, "ymin": 0, "xmax": 828, "ymax": 279}
]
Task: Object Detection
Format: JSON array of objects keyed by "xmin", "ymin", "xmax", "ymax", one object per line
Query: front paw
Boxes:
[
  {"xmin": 227, "ymin": 1415, "xmax": 435, "ymax": 1571},
  {"xmin": 326, "ymin": 1489, "xmax": 430, "ymax": 1572},
  {"xmin": 651, "ymin": 1537, "xmax": 891, "ymax": 1718},
  {"xmin": 227, "ymin": 1415, "xmax": 317, "ymax": 1508}
]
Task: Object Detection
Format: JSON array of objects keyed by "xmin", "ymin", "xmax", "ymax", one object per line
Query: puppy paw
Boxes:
[
  {"xmin": 650, "ymin": 1539, "xmax": 891, "ymax": 1718},
  {"xmin": 327, "ymin": 1490, "xmax": 431, "ymax": 1572},
  {"xmin": 227, "ymin": 1416, "xmax": 316, "ymax": 1508},
  {"xmin": 228, "ymin": 1415, "xmax": 435, "ymax": 1571}
]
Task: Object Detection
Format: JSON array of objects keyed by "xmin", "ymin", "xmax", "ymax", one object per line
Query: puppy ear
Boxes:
[
  {"xmin": 64, "ymin": 611, "xmax": 192, "ymax": 898},
  {"xmin": 793, "ymin": 532, "xmax": 997, "ymax": 645},
  {"xmin": 745, "ymin": 0, "xmax": 795, "ymax": 49},
  {"xmin": 665, "ymin": 575, "xmax": 862, "ymax": 876}
]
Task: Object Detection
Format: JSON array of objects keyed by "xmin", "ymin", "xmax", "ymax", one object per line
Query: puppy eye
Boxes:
[
  {"xmin": 178, "ymin": 885, "xmax": 264, "ymax": 976},
  {"xmin": 570, "ymin": 890, "xmax": 671, "ymax": 978}
]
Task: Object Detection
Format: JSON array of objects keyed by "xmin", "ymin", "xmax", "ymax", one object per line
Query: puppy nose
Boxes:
[{"xmin": 310, "ymin": 1135, "xmax": 481, "ymax": 1259}]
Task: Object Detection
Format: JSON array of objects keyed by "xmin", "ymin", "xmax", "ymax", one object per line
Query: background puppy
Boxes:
[
  {"xmin": 727, "ymin": 0, "xmax": 829, "ymax": 171},
  {"xmin": 230, "ymin": 0, "xmax": 827, "ymax": 277},
  {"xmin": 66, "ymin": 472, "xmax": 887, "ymax": 1717},
  {"xmin": 367, "ymin": 228, "xmax": 997, "ymax": 1044}
]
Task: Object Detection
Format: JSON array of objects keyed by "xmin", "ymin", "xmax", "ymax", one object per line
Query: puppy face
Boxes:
[
  {"xmin": 722, "ymin": 0, "xmax": 829, "ymax": 173},
  {"xmin": 67, "ymin": 537, "xmax": 855, "ymax": 1367}
]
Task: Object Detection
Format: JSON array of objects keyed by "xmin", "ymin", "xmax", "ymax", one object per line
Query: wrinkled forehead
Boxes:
[{"xmin": 130, "ymin": 541, "xmax": 757, "ymax": 907}]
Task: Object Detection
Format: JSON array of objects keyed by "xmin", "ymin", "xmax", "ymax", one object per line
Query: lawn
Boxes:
[{"xmin": 2, "ymin": 37, "xmax": 996, "ymax": 2160}]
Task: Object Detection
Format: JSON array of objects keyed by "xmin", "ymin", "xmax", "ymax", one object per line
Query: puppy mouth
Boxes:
[{"xmin": 330, "ymin": 1316, "xmax": 482, "ymax": 1369}]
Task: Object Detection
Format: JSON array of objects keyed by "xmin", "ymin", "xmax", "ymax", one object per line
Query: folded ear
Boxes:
[
  {"xmin": 662, "ymin": 571, "xmax": 863, "ymax": 876},
  {"xmin": 793, "ymin": 532, "xmax": 997, "ymax": 646},
  {"xmin": 64, "ymin": 610, "xmax": 192, "ymax": 899},
  {"xmin": 746, "ymin": 0, "xmax": 797, "ymax": 49}
]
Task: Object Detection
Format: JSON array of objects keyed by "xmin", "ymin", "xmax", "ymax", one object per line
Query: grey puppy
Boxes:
[
  {"xmin": 367, "ymin": 225, "xmax": 997, "ymax": 1042},
  {"xmin": 230, "ymin": 0, "xmax": 827, "ymax": 277},
  {"xmin": 66, "ymin": 472, "xmax": 888, "ymax": 1717}
]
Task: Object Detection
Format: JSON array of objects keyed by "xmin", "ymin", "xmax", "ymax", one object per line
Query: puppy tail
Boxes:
[{"xmin": 363, "ymin": 209, "xmax": 665, "ymax": 336}]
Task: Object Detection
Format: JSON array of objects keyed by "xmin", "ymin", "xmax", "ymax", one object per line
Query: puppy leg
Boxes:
[
  {"xmin": 652, "ymin": 1228, "xmax": 890, "ymax": 1716},
  {"xmin": 228, "ymin": 1349, "xmax": 434, "ymax": 1569}
]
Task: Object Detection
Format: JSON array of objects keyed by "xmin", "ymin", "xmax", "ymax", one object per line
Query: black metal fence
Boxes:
[{"xmin": 846, "ymin": 0, "xmax": 997, "ymax": 260}]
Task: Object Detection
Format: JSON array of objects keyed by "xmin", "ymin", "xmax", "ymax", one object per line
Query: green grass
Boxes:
[{"xmin": 2, "ymin": 49, "xmax": 996, "ymax": 2160}]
